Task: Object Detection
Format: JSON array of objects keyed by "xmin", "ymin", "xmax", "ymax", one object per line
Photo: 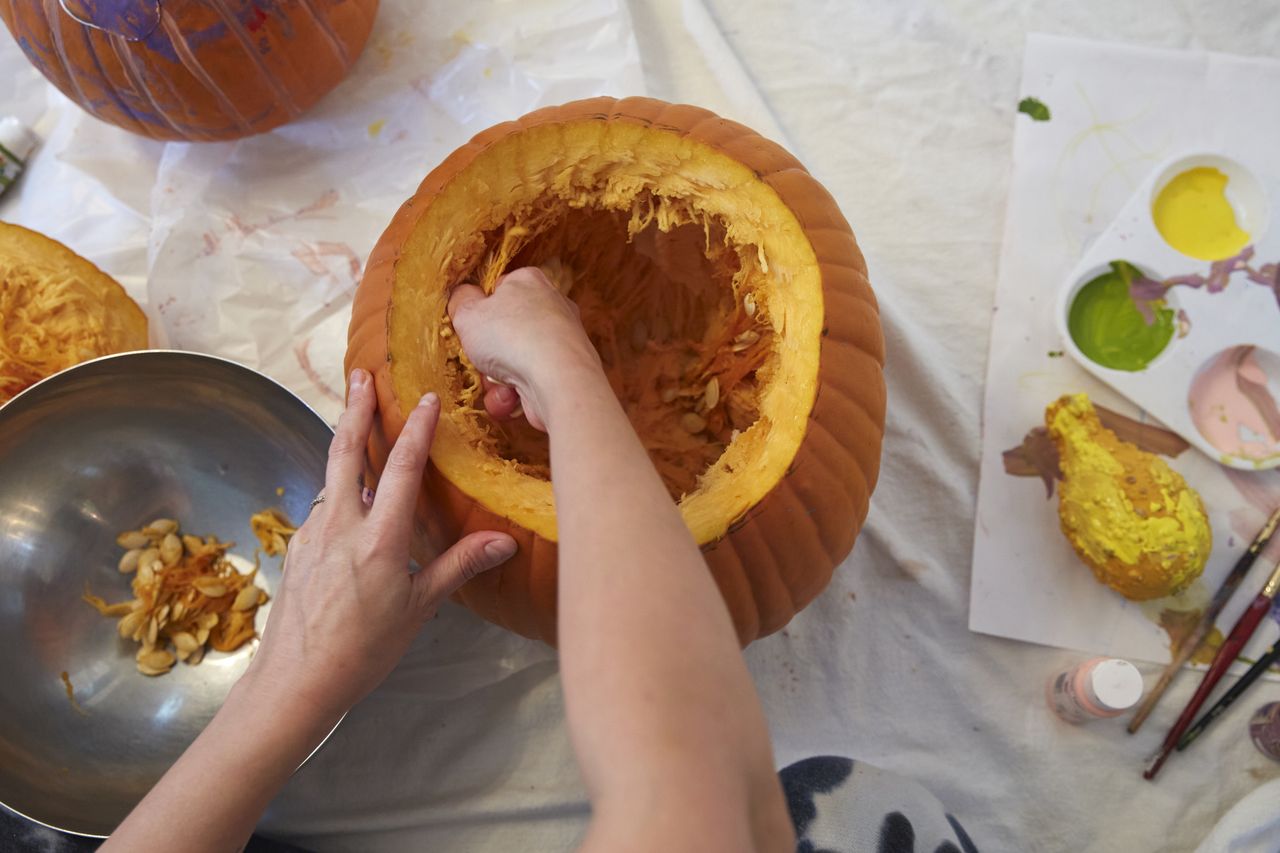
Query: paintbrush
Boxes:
[
  {"xmin": 1144, "ymin": 560, "xmax": 1280, "ymax": 780},
  {"xmin": 1128, "ymin": 506, "xmax": 1280, "ymax": 734},
  {"xmin": 1176, "ymin": 636, "xmax": 1280, "ymax": 751}
]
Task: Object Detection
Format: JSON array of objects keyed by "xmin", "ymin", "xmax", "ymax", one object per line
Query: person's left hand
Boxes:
[{"xmin": 242, "ymin": 368, "xmax": 517, "ymax": 722}]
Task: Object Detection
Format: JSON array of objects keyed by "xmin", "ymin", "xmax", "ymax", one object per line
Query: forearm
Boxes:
[
  {"xmin": 102, "ymin": 668, "xmax": 337, "ymax": 852},
  {"xmin": 545, "ymin": 363, "xmax": 782, "ymax": 831}
]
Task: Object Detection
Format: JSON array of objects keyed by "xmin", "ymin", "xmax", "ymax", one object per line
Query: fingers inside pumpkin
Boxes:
[{"xmin": 482, "ymin": 380, "xmax": 520, "ymax": 418}]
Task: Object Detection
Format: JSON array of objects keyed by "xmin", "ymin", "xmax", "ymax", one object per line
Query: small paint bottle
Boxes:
[
  {"xmin": 0, "ymin": 116, "xmax": 37, "ymax": 197},
  {"xmin": 1249, "ymin": 702, "xmax": 1280, "ymax": 762},
  {"xmin": 1046, "ymin": 657, "xmax": 1143, "ymax": 724}
]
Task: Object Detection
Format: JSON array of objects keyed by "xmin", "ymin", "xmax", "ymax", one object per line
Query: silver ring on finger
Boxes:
[{"xmin": 309, "ymin": 492, "xmax": 326, "ymax": 510}]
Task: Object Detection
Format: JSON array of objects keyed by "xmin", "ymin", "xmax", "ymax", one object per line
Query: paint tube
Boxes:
[{"xmin": 0, "ymin": 117, "xmax": 38, "ymax": 197}]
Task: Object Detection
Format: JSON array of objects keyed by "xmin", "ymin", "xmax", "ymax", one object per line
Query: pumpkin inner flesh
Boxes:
[
  {"xmin": 389, "ymin": 119, "xmax": 824, "ymax": 544},
  {"xmin": 0, "ymin": 227, "xmax": 148, "ymax": 403},
  {"xmin": 457, "ymin": 204, "xmax": 771, "ymax": 500}
]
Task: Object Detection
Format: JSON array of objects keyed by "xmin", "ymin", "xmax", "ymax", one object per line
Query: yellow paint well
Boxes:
[{"xmin": 1152, "ymin": 167, "xmax": 1250, "ymax": 261}]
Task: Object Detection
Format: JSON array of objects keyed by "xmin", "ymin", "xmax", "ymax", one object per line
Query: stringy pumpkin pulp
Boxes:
[{"xmin": 0, "ymin": 223, "xmax": 148, "ymax": 403}]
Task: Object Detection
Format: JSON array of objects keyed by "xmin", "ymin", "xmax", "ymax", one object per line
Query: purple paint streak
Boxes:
[{"xmin": 60, "ymin": 0, "xmax": 161, "ymax": 41}]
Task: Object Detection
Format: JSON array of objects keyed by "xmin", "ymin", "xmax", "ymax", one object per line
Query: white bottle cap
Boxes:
[{"xmin": 1088, "ymin": 659, "xmax": 1144, "ymax": 711}]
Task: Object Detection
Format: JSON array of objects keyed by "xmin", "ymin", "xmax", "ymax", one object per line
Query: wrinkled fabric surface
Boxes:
[{"xmin": 2, "ymin": 2, "xmax": 1280, "ymax": 852}]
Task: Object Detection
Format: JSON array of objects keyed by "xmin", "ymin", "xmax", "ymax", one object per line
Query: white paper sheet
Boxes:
[{"xmin": 972, "ymin": 34, "xmax": 1280, "ymax": 671}]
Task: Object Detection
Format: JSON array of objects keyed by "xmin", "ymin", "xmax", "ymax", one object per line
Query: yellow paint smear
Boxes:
[
  {"xmin": 1152, "ymin": 167, "xmax": 1250, "ymax": 261},
  {"xmin": 367, "ymin": 119, "xmax": 386, "ymax": 138}
]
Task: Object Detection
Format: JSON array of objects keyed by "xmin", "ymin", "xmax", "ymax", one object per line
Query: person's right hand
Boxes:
[{"xmin": 448, "ymin": 266, "xmax": 602, "ymax": 431}]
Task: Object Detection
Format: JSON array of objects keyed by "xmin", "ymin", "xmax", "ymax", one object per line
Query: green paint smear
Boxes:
[
  {"xmin": 1018, "ymin": 97, "xmax": 1051, "ymax": 121},
  {"xmin": 1068, "ymin": 261, "xmax": 1174, "ymax": 372}
]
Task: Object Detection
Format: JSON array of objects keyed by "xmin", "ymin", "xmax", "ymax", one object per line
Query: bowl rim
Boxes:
[{"xmin": 0, "ymin": 348, "xmax": 344, "ymax": 839}]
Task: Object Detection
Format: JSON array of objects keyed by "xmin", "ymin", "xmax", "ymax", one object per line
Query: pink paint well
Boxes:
[{"xmin": 1188, "ymin": 346, "xmax": 1280, "ymax": 461}]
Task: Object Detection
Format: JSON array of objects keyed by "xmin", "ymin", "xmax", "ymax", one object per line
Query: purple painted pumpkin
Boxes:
[{"xmin": 1, "ymin": 0, "xmax": 378, "ymax": 141}]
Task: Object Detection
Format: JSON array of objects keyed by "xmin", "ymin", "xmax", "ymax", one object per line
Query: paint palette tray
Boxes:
[{"xmin": 1055, "ymin": 152, "xmax": 1280, "ymax": 470}]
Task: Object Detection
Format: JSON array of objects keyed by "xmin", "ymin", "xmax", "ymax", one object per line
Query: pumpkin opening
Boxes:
[{"xmin": 388, "ymin": 118, "xmax": 825, "ymax": 544}]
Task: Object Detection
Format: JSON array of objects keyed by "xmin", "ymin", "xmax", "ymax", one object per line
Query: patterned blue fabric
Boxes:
[{"xmin": 780, "ymin": 756, "xmax": 979, "ymax": 853}]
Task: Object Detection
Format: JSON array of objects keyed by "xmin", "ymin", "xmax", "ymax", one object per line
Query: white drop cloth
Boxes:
[{"xmin": 2, "ymin": 2, "xmax": 1279, "ymax": 851}]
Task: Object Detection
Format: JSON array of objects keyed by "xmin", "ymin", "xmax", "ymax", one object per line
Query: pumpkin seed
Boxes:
[
  {"xmin": 118, "ymin": 609, "xmax": 146, "ymax": 639},
  {"xmin": 661, "ymin": 387, "xmax": 678, "ymax": 404},
  {"xmin": 116, "ymin": 531, "xmax": 149, "ymax": 550},
  {"xmin": 703, "ymin": 377, "xmax": 720, "ymax": 410},
  {"xmin": 232, "ymin": 585, "xmax": 260, "ymax": 612},
  {"xmin": 732, "ymin": 330, "xmax": 760, "ymax": 352},
  {"xmin": 160, "ymin": 533, "xmax": 182, "ymax": 567},
  {"xmin": 143, "ymin": 518, "xmax": 178, "ymax": 537},
  {"xmin": 171, "ymin": 632, "xmax": 199, "ymax": 654},
  {"xmin": 744, "ymin": 293, "xmax": 757, "ymax": 318},
  {"xmin": 185, "ymin": 646, "xmax": 205, "ymax": 666},
  {"xmin": 136, "ymin": 649, "xmax": 175, "ymax": 676},
  {"xmin": 681, "ymin": 412, "xmax": 707, "ymax": 434},
  {"xmin": 182, "ymin": 534, "xmax": 204, "ymax": 556},
  {"xmin": 118, "ymin": 548, "xmax": 142, "ymax": 573},
  {"xmin": 137, "ymin": 562, "xmax": 155, "ymax": 586},
  {"xmin": 194, "ymin": 579, "xmax": 227, "ymax": 598}
]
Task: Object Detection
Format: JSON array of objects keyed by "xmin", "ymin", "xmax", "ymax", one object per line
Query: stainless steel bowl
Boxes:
[{"xmin": 0, "ymin": 351, "xmax": 333, "ymax": 837}]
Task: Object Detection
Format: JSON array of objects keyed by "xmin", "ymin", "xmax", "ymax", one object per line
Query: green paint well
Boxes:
[
  {"xmin": 1068, "ymin": 261, "xmax": 1174, "ymax": 372},
  {"xmin": 1018, "ymin": 97, "xmax": 1051, "ymax": 121}
]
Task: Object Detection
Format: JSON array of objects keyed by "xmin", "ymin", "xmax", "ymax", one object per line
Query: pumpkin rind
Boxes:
[
  {"xmin": 1, "ymin": 0, "xmax": 377, "ymax": 142},
  {"xmin": 345, "ymin": 97, "xmax": 886, "ymax": 645}
]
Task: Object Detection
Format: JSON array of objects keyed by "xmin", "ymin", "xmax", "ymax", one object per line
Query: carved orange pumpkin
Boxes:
[
  {"xmin": 346, "ymin": 97, "xmax": 886, "ymax": 645},
  {"xmin": 1, "ymin": 0, "xmax": 377, "ymax": 142}
]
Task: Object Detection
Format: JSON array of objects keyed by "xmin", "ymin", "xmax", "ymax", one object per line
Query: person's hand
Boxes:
[
  {"xmin": 448, "ymin": 266, "xmax": 602, "ymax": 431},
  {"xmin": 241, "ymin": 368, "xmax": 518, "ymax": 722}
]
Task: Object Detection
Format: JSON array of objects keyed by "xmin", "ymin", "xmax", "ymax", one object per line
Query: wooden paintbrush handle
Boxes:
[
  {"xmin": 1128, "ymin": 627, "xmax": 1208, "ymax": 733},
  {"xmin": 1145, "ymin": 594, "xmax": 1274, "ymax": 779}
]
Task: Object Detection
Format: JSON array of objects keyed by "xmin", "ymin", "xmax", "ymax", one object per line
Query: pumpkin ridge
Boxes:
[
  {"xmin": 708, "ymin": 541, "xmax": 764, "ymax": 643},
  {"xmin": 715, "ymin": 529, "xmax": 791, "ymax": 636},
  {"xmin": 732, "ymin": 514, "xmax": 808, "ymax": 635},
  {"xmin": 78, "ymin": 26, "xmax": 154, "ymax": 135},
  {"xmin": 296, "ymin": 0, "xmax": 353, "ymax": 67},
  {"xmin": 157, "ymin": 11, "xmax": 251, "ymax": 133},
  {"xmin": 803, "ymin": 409, "xmax": 872, "ymax": 503},
  {"xmin": 782, "ymin": 426, "xmax": 863, "ymax": 560},
  {"xmin": 42, "ymin": 0, "xmax": 103, "ymax": 128},
  {"xmin": 207, "ymin": 0, "xmax": 302, "ymax": 119},
  {"xmin": 105, "ymin": 32, "xmax": 186, "ymax": 137}
]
